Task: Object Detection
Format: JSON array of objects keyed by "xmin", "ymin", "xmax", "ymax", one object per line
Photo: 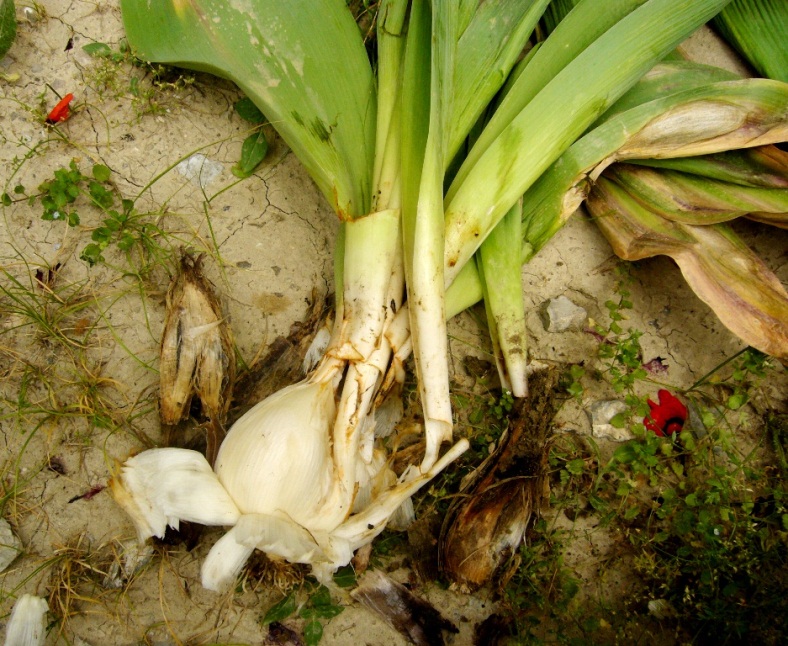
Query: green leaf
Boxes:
[
  {"xmin": 309, "ymin": 586, "xmax": 332, "ymax": 607},
  {"xmin": 727, "ymin": 391, "xmax": 748, "ymax": 410},
  {"xmin": 304, "ymin": 620, "xmax": 323, "ymax": 646},
  {"xmin": 234, "ymin": 96, "xmax": 265, "ymax": 123},
  {"xmin": 613, "ymin": 442, "xmax": 637, "ymax": 464},
  {"xmin": 567, "ymin": 381, "xmax": 583, "ymax": 399},
  {"xmin": 83, "ymin": 42, "xmax": 113, "ymax": 57},
  {"xmin": 80, "ymin": 243, "xmax": 104, "ymax": 266},
  {"xmin": 92, "ymin": 227, "xmax": 111, "ymax": 243},
  {"xmin": 93, "ymin": 164, "xmax": 112, "ymax": 182},
  {"xmin": 89, "ymin": 181, "xmax": 114, "ymax": 208},
  {"xmin": 609, "ymin": 413, "xmax": 628, "ymax": 428},
  {"xmin": 0, "ymin": 0, "xmax": 17, "ymax": 60},
  {"xmin": 624, "ymin": 505, "xmax": 640, "ymax": 520},
  {"xmin": 261, "ymin": 593, "xmax": 296, "ymax": 625},
  {"xmin": 232, "ymin": 130, "xmax": 269, "ymax": 178},
  {"xmin": 332, "ymin": 566, "xmax": 356, "ymax": 588},
  {"xmin": 588, "ymin": 494, "xmax": 608, "ymax": 512},
  {"xmin": 1, "ymin": 192, "xmax": 10, "ymax": 207},
  {"xmin": 565, "ymin": 458, "xmax": 585, "ymax": 476},
  {"xmin": 118, "ymin": 233, "xmax": 136, "ymax": 251}
]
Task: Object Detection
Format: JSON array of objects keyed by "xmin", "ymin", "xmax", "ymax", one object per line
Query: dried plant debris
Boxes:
[
  {"xmin": 351, "ymin": 570, "xmax": 458, "ymax": 646},
  {"xmin": 159, "ymin": 252, "xmax": 235, "ymax": 464},
  {"xmin": 439, "ymin": 367, "xmax": 560, "ymax": 591},
  {"xmin": 264, "ymin": 621, "xmax": 305, "ymax": 646},
  {"xmin": 231, "ymin": 291, "xmax": 333, "ymax": 414}
]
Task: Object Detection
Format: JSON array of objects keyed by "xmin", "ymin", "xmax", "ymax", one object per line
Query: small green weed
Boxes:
[
  {"xmin": 80, "ymin": 40, "xmax": 195, "ymax": 117},
  {"xmin": 5, "ymin": 159, "xmax": 175, "ymax": 276},
  {"xmin": 501, "ymin": 276, "xmax": 787, "ymax": 644},
  {"xmin": 261, "ymin": 579, "xmax": 347, "ymax": 646}
]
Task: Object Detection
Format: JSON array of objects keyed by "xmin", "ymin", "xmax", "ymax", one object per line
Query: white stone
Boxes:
[
  {"xmin": 586, "ymin": 399, "xmax": 633, "ymax": 442},
  {"xmin": 176, "ymin": 154, "xmax": 224, "ymax": 188},
  {"xmin": 540, "ymin": 295, "xmax": 587, "ymax": 332}
]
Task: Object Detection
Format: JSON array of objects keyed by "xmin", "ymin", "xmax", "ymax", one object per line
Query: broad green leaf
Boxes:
[
  {"xmin": 309, "ymin": 585, "xmax": 332, "ymax": 608},
  {"xmin": 448, "ymin": 0, "xmax": 551, "ymax": 162},
  {"xmin": 0, "ymin": 0, "xmax": 16, "ymax": 60},
  {"xmin": 261, "ymin": 593, "xmax": 297, "ymax": 625},
  {"xmin": 82, "ymin": 42, "xmax": 113, "ymax": 58},
  {"xmin": 232, "ymin": 131, "xmax": 269, "ymax": 179},
  {"xmin": 303, "ymin": 620, "xmax": 323, "ymax": 646},
  {"xmin": 120, "ymin": 0, "xmax": 375, "ymax": 219},
  {"xmin": 332, "ymin": 565, "xmax": 356, "ymax": 588},
  {"xmin": 234, "ymin": 97, "xmax": 265, "ymax": 124},
  {"xmin": 92, "ymin": 164, "xmax": 111, "ymax": 182},
  {"xmin": 477, "ymin": 200, "xmax": 528, "ymax": 396}
]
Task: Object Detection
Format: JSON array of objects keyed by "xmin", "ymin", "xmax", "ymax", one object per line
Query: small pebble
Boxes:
[{"xmin": 540, "ymin": 295, "xmax": 587, "ymax": 332}]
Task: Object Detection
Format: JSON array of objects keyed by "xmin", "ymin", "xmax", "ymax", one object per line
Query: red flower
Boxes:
[
  {"xmin": 46, "ymin": 93, "xmax": 74, "ymax": 124},
  {"xmin": 644, "ymin": 389, "xmax": 687, "ymax": 437}
]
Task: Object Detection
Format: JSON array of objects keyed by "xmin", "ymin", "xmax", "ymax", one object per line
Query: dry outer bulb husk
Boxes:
[
  {"xmin": 352, "ymin": 570, "xmax": 458, "ymax": 646},
  {"xmin": 439, "ymin": 367, "xmax": 559, "ymax": 591},
  {"xmin": 159, "ymin": 253, "xmax": 235, "ymax": 465}
]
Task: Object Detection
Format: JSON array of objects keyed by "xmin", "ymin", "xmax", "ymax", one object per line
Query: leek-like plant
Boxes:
[{"xmin": 113, "ymin": 0, "xmax": 734, "ymax": 590}]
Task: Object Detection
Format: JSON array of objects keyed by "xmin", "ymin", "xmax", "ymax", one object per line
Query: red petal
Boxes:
[
  {"xmin": 656, "ymin": 389, "xmax": 688, "ymax": 420},
  {"xmin": 644, "ymin": 390, "xmax": 687, "ymax": 436},
  {"xmin": 46, "ymin": 93, "xmax": 74, "ymax": 124}
]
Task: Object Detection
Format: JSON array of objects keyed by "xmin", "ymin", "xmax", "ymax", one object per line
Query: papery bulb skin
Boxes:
[{"xmin": 215, "ymin": 380, "xmax": 337, "ymax": 529}]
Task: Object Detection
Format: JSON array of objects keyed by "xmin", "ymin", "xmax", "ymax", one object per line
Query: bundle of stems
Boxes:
[{"xmin": 112, "ymin": 0, "xmax": 746, "ymax": 589}]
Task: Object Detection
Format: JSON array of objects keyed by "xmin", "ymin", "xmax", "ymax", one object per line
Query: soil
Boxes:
[{"xmin": 0, "ymin": 3, "xmax": 785, "ymax": 645}]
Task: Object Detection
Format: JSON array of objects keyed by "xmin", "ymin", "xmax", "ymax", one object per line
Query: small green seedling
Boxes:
[
  {"xmin": 261, "ymin": 581, "xmax": 345, "ymax": 646},
  {"xmin": 9, "ymin": 160, "xmax": 171, "ymax": 271},
  {"xmin": 232, "ymin": 97, "xmax": 269, "ymax": 178}
]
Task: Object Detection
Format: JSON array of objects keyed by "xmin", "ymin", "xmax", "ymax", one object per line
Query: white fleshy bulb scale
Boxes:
[
  {"xmin": 112, "ymin": 448, "xmax": 241, "ymax": 541},
  {"xmin": 4, "ymin": 595, "xmax": 48, "ymax": 646},
  {"xmin": 214, "ymin": 378, "xmax": 343, "ymax": 531}
]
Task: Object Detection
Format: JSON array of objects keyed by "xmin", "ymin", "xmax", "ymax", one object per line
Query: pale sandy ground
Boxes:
[{"xmin": 0, "ymin": 3, "xmax": 785, "ymax": 645}]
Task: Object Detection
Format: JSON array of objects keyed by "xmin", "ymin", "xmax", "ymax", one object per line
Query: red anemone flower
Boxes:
[
  {"xmin": 644, "ymin": 389, "xmax": 687, "ymax": 437},
  {"xmin": 46, "ymin": 93, "xmax": 74, "ymax": 124}
]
